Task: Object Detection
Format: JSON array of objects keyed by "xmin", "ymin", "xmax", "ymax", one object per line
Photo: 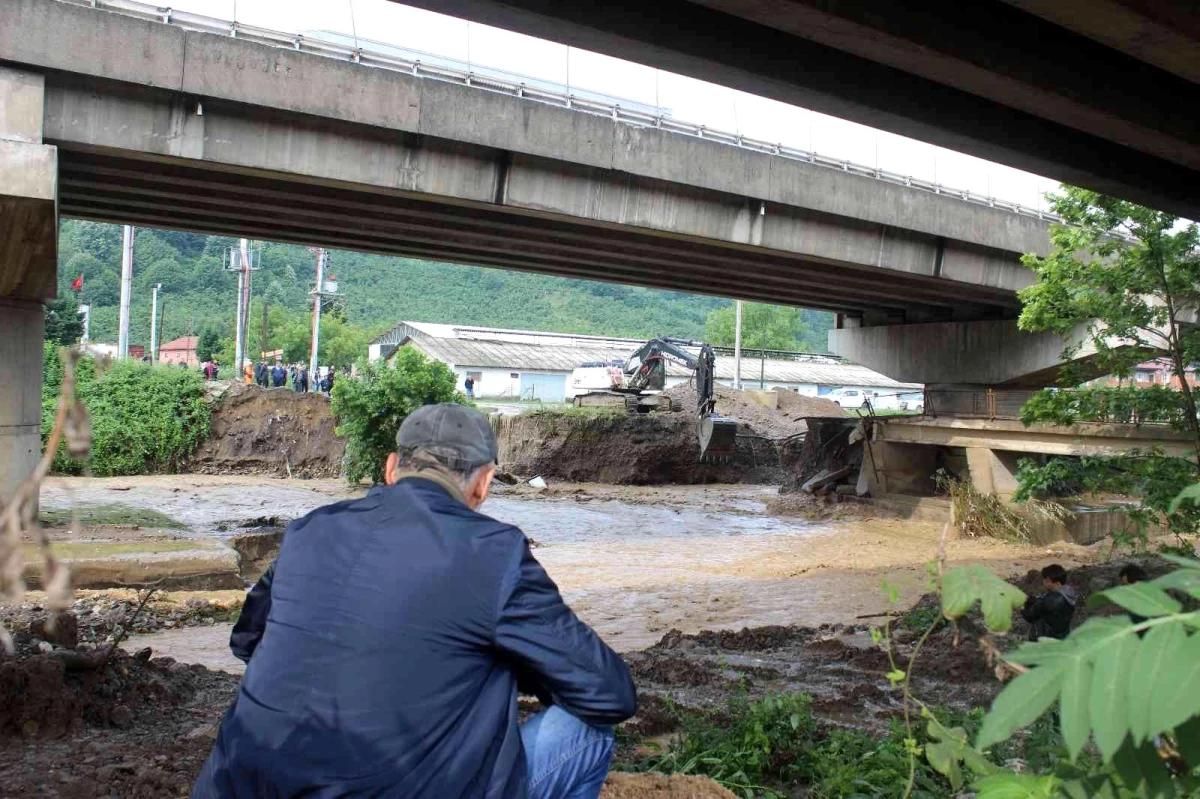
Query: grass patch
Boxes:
[
  {"xmin": 39, "ymin": 503, "xmax": 187, "ymax": 530},
  {"xmin": 622, "ymin": 693, "xmax": 1059, "ymax": 798}
]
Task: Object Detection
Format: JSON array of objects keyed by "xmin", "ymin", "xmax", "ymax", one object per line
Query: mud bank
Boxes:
[
  {"xmin": 190, "ymin": 383, "xmax": 344, "ymax": 478},
  {"xmin": 493, "ymin": 413, "xmax": 786, "ymax": 484}
]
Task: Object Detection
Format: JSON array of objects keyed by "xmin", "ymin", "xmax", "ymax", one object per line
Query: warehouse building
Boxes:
[{"xmin": 369, "ymin": 321, "xmax": 919, "ymax": 403}]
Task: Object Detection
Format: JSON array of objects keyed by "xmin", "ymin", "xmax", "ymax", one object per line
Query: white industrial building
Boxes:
[{"xmin": 369, "ymin": 321, "xmax": 919, "ymax": 403}]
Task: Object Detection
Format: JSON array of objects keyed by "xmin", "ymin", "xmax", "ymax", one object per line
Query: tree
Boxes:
[
  {"xmin": 43, "ymin": 293, "xmax": 84, "ymax": 346},
  {"xmin": 1015, "ymin": 186, "xmax": 1200, "ymax": 547},
  {"xmin": 704, "ymin": 302, "xmax": 807, "ymax": 351},
  {"xmin": 330, "ymin": 348, "xmax": 461, "ymax": 484},
  {"xmin": 196, "ymin": 326, "xmax": 221, "ymax": 362}
]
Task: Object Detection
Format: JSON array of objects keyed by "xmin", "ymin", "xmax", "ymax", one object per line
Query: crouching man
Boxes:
[
  {"xmin": 193, "ymin": 403, "xmax": 636, "ymax": 798},
  {"xmin": 1020, "ymin": 563, "xmax": 1077, "ymax": 641}
]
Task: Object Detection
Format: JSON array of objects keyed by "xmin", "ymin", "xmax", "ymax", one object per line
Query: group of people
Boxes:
[
  {"xmin": 235, "ymin": 359, "xmax": 340, "ymax": 395},
  {"xmin": 1020, "ymin": 561, "xmax": 1147, "ymax": 641}
]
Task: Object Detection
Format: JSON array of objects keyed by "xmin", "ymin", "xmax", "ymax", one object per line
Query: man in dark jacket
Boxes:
[
  {"xmin": 271, "ymin": 361, "xmax": 287, "ymax": 388},
  {"xmin": 1020, "ymin": 563, "xmax": 1077, "ymax": 641},
  {"xmin": 193, "ymin": 403, "xmax": 635, "ymax": 798}
]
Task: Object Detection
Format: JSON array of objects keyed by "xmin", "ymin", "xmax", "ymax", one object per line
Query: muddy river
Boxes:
[{"xmin": 43, "ymin": 475, "xmax": 1091, "ymax": 665}]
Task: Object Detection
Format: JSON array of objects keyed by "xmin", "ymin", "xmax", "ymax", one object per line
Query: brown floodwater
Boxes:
[{"xmin": 46, "ymin": 475, "xmax": 1093, "ymax": 662}]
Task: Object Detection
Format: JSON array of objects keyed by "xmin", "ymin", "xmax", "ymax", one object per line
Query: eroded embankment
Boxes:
[
  {"xmin": 190, "ymin": 383, "xmax": 344, "ymax": 478},
  {"xmin": 493, "ymin": 413, "xmax": 786, "ymax": 484}
]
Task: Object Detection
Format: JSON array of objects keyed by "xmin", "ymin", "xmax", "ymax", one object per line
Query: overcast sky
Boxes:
[{"xmin": 169, "ymin": 0, "xmax": 1057, "ymax": 211}]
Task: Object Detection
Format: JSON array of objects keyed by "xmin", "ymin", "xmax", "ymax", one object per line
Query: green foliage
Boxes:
[
  {"xmin": 704, "ymin": 301, "xmax": 823, "ymax": 352},
  {"xmin": 44, "ymin": 293, "xmax": 84, "ymax": 346},
  {"xmin": 1020, "ymin": 386, "xmax": 1190, "ymax": 429},
  {"xmin": 1015, "ymin": 186, "xmax": 1200, "ymax": 551},
  {"xmin": 941, "ymin": 564, "xmax": 1027, "ymax": 633},
  {"xmin": 43, "ymin": 347, "xmax": 210, "ymax": 476},
  {"xmin": 1014, "ymin": 450, "xmax": 1200, "ymax": 546},
  {"xmin": 196, "ymin": 326, "xmax": 220, "ymax": 362},
  {"xmin": 330, "ymin": 349, "xmax": 461, "ymax": 484},
  {"xmin": 930, "ymin": 545, "xmax": 1200, "ymax": 798},
  {"xmin": 643, "ymin": 694, "xmax": 963, "ymax": 797},
  {"xmin": 645, "ymin": 693, "xmax": 819, "ymax": 796}
]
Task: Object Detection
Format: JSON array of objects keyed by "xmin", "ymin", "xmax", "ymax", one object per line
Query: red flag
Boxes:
[{"xmin": 70, "ymin": 274, "xmax": 83, "ymax": 292}]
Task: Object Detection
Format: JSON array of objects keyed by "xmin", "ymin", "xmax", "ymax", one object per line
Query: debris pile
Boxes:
[
  {"xmin": 662, "ymin": 384, "xmax": 844, "ymax": 441},
  {"xmin": 191, "ymin": 383, "xmax": 344, "ymax": 478}
]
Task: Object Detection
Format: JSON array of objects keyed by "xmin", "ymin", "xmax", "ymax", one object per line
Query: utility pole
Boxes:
[
  {"xmin": 733, "ymin": 300, "xmax": 743, "ymax": 390},
  {"xmin": 78, "ymin": 304, "xmax": 90, "ymax": 343},
  {"xmin": 117, "ymin": 225, "xmax": 134, "ymax": 357},
  {"xmin": 309, "ymin": 248, "xmax": 327, "ymax": 388},
  {"xmin": 224, "ymin": 240, "xmax": 258, "ymax": 371},
  {"xmin": 150, "ymin": 283, "xmax": 162, "ymax": 362}
]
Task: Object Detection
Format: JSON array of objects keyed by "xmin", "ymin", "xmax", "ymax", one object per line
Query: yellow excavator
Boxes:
[{"xmin": 574, "ymin": 337, "xmax": 738, "ymax": 459}]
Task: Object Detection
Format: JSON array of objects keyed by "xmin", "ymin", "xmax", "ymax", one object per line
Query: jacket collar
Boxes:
[{"xmin": 393, "ymin": 469, "xmax": 468, "ymax": 507}]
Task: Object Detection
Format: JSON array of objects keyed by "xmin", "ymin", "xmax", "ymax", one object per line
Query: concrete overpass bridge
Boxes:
[{"xmin": 1, "ymin": 0, "xmax": 1082, "ymax": 499}]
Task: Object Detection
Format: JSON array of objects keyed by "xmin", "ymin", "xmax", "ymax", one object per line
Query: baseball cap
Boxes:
[{"xmin": 396, "ymin": 403, "xmax": 498, "ymax": 471}]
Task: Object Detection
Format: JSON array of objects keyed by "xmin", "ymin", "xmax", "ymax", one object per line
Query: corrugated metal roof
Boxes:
[{"xmin": 403, "ymin": 337, "xmax": 918, "ymax": 389}]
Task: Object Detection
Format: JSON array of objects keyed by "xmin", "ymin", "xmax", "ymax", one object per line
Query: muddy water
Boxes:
[{"xmin": 45, "ymin": 475, "xmax": 1091, "ymax": 658}]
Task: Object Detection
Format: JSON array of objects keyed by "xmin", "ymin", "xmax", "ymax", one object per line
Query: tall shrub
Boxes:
[
  {"xmin": 44, "ymin": 347, "xmax": 211, "ymax": 476},
  {"xmin": 331, "ymin": 349, "xmax": 462, "ymax": 484}
]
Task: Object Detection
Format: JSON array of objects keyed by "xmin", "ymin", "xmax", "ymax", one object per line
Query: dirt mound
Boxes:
[
  {"xmin": 663, "ymin": 385, "xmax": 843, "ymax": 441},
  {"xmin": 493, "ymin": 413, "xmax": 784, "ymax": 485},
  {"xmin": 0, "ymin": 646, "xmax": 234, "ymax": 740},
  {"xmin": 191, "ymin": 383, "xmax": 344, "ymax": 478},
  {"xmin": 601, "ymin": 772, "xmax": 736, "ymax": 798},
  {"xmin": 629, "ymin": 654, "xmax": 728, "ymax": 687}
]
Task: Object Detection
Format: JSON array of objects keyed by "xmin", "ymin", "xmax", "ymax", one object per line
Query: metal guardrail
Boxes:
[{"xmin": 62, "ymin": 0, "xmax": 1064, "ymax": 225}]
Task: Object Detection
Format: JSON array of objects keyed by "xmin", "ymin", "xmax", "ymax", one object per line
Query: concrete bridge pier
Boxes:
[
  {"xmin": 0, "ymin": 66, "xmax": 58, "ymax": 505},
  {"xmin": 828, "ymin": 319, "xmax": 1094, "ymax": 387}
]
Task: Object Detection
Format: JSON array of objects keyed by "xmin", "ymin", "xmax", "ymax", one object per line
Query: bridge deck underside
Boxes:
[{"xmin": 56, "ymin": 148, "xmax": 1021, "ymax": 318}]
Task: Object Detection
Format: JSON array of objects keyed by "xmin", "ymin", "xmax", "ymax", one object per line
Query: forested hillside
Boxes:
[{"xmin": 57, "ymin": 220, "xmax": 833, "ymax": 361}]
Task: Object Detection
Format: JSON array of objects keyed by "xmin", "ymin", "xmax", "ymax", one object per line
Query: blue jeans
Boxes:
[{"xmin": 522, "ymin": 706, "xmax": 615, "ymax": 799}]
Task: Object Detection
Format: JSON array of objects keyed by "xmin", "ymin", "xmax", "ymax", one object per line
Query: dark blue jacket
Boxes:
[{"xmin": 193, "ymin": 477, "xmax": 636, "ymax": 798}]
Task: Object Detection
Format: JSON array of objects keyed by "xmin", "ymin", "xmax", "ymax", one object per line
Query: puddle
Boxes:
[{"xmin": 125, "ymin": 623, "xmax": 244, "ymax": 675}]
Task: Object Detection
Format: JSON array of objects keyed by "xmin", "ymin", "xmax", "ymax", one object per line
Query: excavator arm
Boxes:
[{"xmin": 622, "ymin": 338, "xmax": 736, "ymax": 458}]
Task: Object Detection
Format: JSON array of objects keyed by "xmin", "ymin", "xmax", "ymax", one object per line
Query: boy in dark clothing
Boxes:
[{"xmin": 1020, "ymin": 564, "xmax": 1077, "ymax": 641}]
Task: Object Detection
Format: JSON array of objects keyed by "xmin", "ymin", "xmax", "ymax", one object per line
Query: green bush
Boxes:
[
  {"xmin": 330, "ymin": 349, "xmax": 462, "ymax": 484},
  {"xmin": 43, "ymin": 345, "xmax": 211, "ymax": 476},
  {"xmin": 640, "ymin": 693, "xmax": 965, "ymax": 798}
]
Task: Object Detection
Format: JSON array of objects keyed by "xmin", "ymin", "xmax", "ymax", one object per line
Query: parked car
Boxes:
[
  {"xmin": 826, "ymin": 387, "xmax": 872, "ymax": 409},
  {"xmin": 898, "ymin": 391, "xmax": 925, "ymax": 413}
]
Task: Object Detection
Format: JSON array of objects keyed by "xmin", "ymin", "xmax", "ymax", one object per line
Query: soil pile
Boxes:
[
  {"xmin": 493, "ymin": 413, "xmax": 784, "ymax": 485},
  {"xmin": 663, "ymin": 385, "xmax": 844, "ymax": 441},
  {"xmin": 191, "ymin": 383, "xmax": 344, "ymax": 478},
  {"xmin": 601, "ymin": 772, "xmax": 736, "ymax": 798},
  {"xmin": 2, "ymin": 594, "xmax": 242, "ymax": 646}
]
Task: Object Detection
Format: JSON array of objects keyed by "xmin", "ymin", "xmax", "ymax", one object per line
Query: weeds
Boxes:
[
  {"xmin": 39, "ymin": 504, "xmax": 186, "ymax": 530},
  {"xmin": 935, "ymin": 470, "xmax": 1070, "ymax": 542}
]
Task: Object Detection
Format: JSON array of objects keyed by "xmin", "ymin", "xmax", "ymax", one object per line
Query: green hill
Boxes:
[{"xmin": 57, "ymin": 219, "xmax": 832, "ymax": 356}]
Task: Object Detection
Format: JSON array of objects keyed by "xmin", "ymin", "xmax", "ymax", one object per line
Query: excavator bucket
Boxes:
[{"xmin": 698, "ymin": 414, "xmax": 738, "ymax": 459}]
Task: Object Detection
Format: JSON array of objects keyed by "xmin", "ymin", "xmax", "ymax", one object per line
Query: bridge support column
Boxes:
[
  {"xmin": 0, "ymin": 66, "xmax": 57, "ymax": 506},
  {"xmin": 965, "ymin": 447, "xmax": 1021, "ymax": 502}
]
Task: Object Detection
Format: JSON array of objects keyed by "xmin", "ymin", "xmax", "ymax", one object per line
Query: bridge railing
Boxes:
[{"xmin": 64, "ymin": 0, "xmax": 1062, "ymax": 225}]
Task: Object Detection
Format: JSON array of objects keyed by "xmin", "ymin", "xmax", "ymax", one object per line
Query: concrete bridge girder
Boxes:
[{"xmin": 36, "ymin": 75, "xmax": 1028, "ymax": 317}]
